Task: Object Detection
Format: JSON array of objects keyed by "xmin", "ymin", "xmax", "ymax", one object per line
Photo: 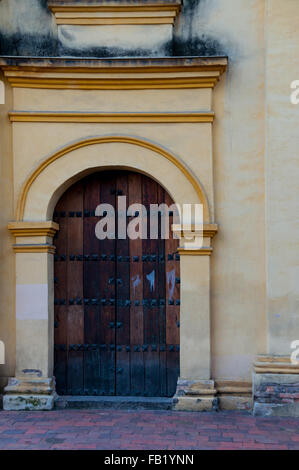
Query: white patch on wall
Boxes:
[
  {"xmin": 0, "ymin": 80, "xmax": 4, "ymax": 104},
  {"xmin": 58, "ymin": 24, "xmax": 172, "ymax": 53},
  {"xmin": 16, "ymin": 284, "xmax": 48, "ymax": 320},
  {"xmin": 0, "ymin": 340, "xmax": 5, "ymax": 364}
]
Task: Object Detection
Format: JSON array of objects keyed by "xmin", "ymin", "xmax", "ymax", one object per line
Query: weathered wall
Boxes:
[
  {"xmin": 265, "ymin": 0, "xmax": 299, "ymax": 354},
  {"xmin": 0, "ymin": 0, "xmax": 227, "ymax": 57},
  {"xmin": 0, "ymin": 73, "xmax": 15, "ymax": 391},
  {"xmin": 0, "ymin": 0, "xmax": 57, "ymax": 56}
]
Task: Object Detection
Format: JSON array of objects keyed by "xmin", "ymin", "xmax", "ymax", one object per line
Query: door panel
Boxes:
[{"xmin": 54, "ymin": 170, "xmax": 180, "ymax": 397}]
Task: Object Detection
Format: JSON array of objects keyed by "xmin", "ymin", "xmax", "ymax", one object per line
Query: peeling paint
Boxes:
[
  {"xmin": 131, "ymin": 274, "xmax": 141, "ymax": 294},
  {"xmin": 167, "ymin": 269, "xmax": 175, "ymax": 300},
  {"xmin": 146, "ymin": 270, "xmax": 155, "ymax": 293}
]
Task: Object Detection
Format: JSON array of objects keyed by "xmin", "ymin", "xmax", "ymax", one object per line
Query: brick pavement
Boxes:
[{"xmin": 0, "ymin": 409, "xmax": 298, "ymax": 450}]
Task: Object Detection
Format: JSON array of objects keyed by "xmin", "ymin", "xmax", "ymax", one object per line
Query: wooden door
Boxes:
[{"xmin": 54, "ymin": 170, "xmax": 180, "ymax": 397}]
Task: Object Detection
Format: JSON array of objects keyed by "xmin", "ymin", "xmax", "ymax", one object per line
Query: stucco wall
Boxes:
[
  {"xmin": 203, "ymin": 0, "xmax": 267, "ymax": 379},
  {"xmin": 265, "ymin": 0, "xmax": 299, "ymax": 354},
  {"xmin": 0, "ymin": 74, "xmax": 15, "ymax": 391}
]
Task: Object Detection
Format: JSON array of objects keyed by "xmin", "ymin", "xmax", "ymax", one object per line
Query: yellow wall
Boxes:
[
  {"xmin": 265, "ymin": 0, "xmax": 299, "ymax": 354},
  {"xmin": 210, "ymin": 0, "xmax": 267, "ymax": 378},
  {"xmin": 0, "ymin": 74, "xmax": 15, "ymax": 390}
]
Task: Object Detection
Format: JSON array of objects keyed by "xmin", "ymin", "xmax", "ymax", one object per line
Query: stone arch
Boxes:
[{"xmin": 16, "ymin": 135, "xmax": 211, "ymax": 222}]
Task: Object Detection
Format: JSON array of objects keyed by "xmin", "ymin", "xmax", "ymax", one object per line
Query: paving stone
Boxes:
[{"xmin": 0, "ymin": 409, "xmax": 298, "ymax": 449}]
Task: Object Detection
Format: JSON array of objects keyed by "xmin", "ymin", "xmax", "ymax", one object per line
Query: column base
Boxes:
[
  {"xmin": 216, "ymin": 380, "xmax": 253, "ymax": 411},
  {"xmin": 3, "ymin": 374, "xmax": 56, "ymax": 411},
  {"xmin": 253, "ymin": 355, "xmax": 299, "ymax": 417},
  {"xmin": 173, "ymin": 378, "xmax": 218, "ymax": 411}
]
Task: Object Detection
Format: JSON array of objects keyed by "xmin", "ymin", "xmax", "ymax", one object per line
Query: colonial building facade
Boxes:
[{"xmin": 0, "ymin": 0, "xmax": 298, "ymax": 416}]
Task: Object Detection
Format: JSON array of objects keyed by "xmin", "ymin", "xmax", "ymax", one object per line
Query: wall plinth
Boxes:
[{"xmin": 253, "ymin": 355, "xmax": 299, "ymax": 417}]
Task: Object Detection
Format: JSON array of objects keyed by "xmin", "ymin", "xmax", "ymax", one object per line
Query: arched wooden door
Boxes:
[{"xmin": 53, "ymin": 170, "xmax": 180, "ymax": 397}]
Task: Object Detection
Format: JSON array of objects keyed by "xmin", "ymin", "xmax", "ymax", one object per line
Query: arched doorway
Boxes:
[{"xmin": 53, "ymin": 170, "xmax": 180, "ymax": 397}]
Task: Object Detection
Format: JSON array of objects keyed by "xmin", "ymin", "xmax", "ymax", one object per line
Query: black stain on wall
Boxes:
[
  {"xmin": 0, "ymin": 32, "xmax": 58, "ymax": 56},
  {"xmin": 173, "ymin": 35, "xmax": 225, "ymax": 56},
  {"xmin": 173, "ymin": 0, "xmax": 227, "ymax": 56},
  {"xmin": 58, "ymin": 42, "xmax": 173, "ymax": 58},
  {"xmin": 0, "ymin": 0, "xmax": 58, "ymax": 56},
  {"xmin": 0, "ymin": 0, "xmax": 227, "ymax": 58}
]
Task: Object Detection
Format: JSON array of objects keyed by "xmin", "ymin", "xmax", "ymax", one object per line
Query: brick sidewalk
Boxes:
[{"xmin": 0, "ymin": 409, "xmax": 298, "ymax": 450}]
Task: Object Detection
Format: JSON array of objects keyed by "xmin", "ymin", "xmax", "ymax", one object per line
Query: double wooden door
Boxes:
[{"xmin": 53, "ymin": 170, "xmax": 180, "ymax": 397}]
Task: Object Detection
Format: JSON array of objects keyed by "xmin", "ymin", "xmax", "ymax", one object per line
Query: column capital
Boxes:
[
  {"xmin": 177, "ymin": 247, "xmax": 213, "ymax": 256},
  {"xmin": 173, "ymin": 223, "xmax": 217, "ymax": 255},
  {"xmin": 8, "ymin": 221, "xmax": 59, "ymax": 253},
  {"xmin": 8, "ymin": 221, "xmax": 59, "ymax": 237}
]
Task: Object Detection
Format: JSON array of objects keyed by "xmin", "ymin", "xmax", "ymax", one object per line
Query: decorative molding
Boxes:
[
  {"xmin": 254, "ymin": 355, "xmax": 299, "ymax": 374},
  {"xmin": 48, "ymin": 1, "xmax": 182, "ymax": 12},
  {"xmin": 5, "ymin": 77, "xmax": 220, "ymax": 90},
  {"xmin": 48, "ymin": 1, "xmax": 182, "ymax": 25},
  {"xmin": 15, "ymin": 136, "xmax": 210, "ymax": 223},
  {"xmin": 215, "ymin": 380, "xmax": 252, "ymax": 411},
  {"xmin": 9, "ymin": 111, "xmax": 215, "ymax": 124},
  {"xmin": 0, "ymin": 57, "xmax": 227, "ymax": 91},
  {"xmin": 8, "ymin": 221, "xmax": 59, "ymax": 237},
  {"xmin": 13, "ymin": 244, "xmax": 56, "ymax": 254},
  {"xmin": 54, "ymin": 17, "xmax": 176, "ymax": 26},
  {"xmin": 173, "ymin": 223, "xmax": 218, "ymax": 239},
  {"xmin": 177, "ymin": 247, "xmax": 213, "ymax": 256},
  {"xmin": 215, "ymin": 380, "xmax": 252, "ymax": 396}
]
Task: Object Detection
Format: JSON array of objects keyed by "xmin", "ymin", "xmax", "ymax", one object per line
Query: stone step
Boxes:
[{"xmin": 55, "ymin": 395, "xmax": 173, "ymax": 411}]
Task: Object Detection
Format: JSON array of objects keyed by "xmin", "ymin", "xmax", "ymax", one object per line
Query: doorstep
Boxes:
[{"xmin": 55, "ymin": 395, "xmax": 173, "ymax": 411}]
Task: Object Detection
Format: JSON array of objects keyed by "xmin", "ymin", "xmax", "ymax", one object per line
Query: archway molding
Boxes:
[{"xmin": 16, "ymin": 135, "xmax": 211, "ymax": 223}]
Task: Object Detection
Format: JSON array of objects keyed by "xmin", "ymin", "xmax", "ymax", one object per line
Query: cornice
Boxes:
[
  {"xmin": 0, "ymin": 56, "xmax": 228, "ymax": 90},
  {"xmin": 48, "ymin": 1, "xmax": 182, "ymax": 25},
  {"xmin": 48, "ymin": 1, "xmax": 182, "ymax": 12},
  {"xmin": 9, "ymin": 111, "xmax": 215, "ymax": 123}
]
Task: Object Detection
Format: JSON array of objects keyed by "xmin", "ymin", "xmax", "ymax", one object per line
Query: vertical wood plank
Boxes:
[
  {"xmin": 142, "ymin": 175, "xmax": 160, "ymax": 396},
  {"xmin": 98, "ymin": 172, "xmax": 116, "ymax": 395},
  {"xmin": 66, "ymin": 181, "xmax": 84, "ymax": 395},
  {"xmin": 128, "ymin": 172, "xmax": 144, "ymax": 396},
  {"xmin": 115, "ymin": 172, "xmax": 131, "ymax": 395},
  {"xmin": 164, "ymin": 191, "xmax": 180, "ymax": 396},
  {"xmin": 83, "ymin": 174, "xmax": 101, "ymax": 395},
  {"xmin": 53, "ymin": 191, "xmax": 68, "ymax": 395}
]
